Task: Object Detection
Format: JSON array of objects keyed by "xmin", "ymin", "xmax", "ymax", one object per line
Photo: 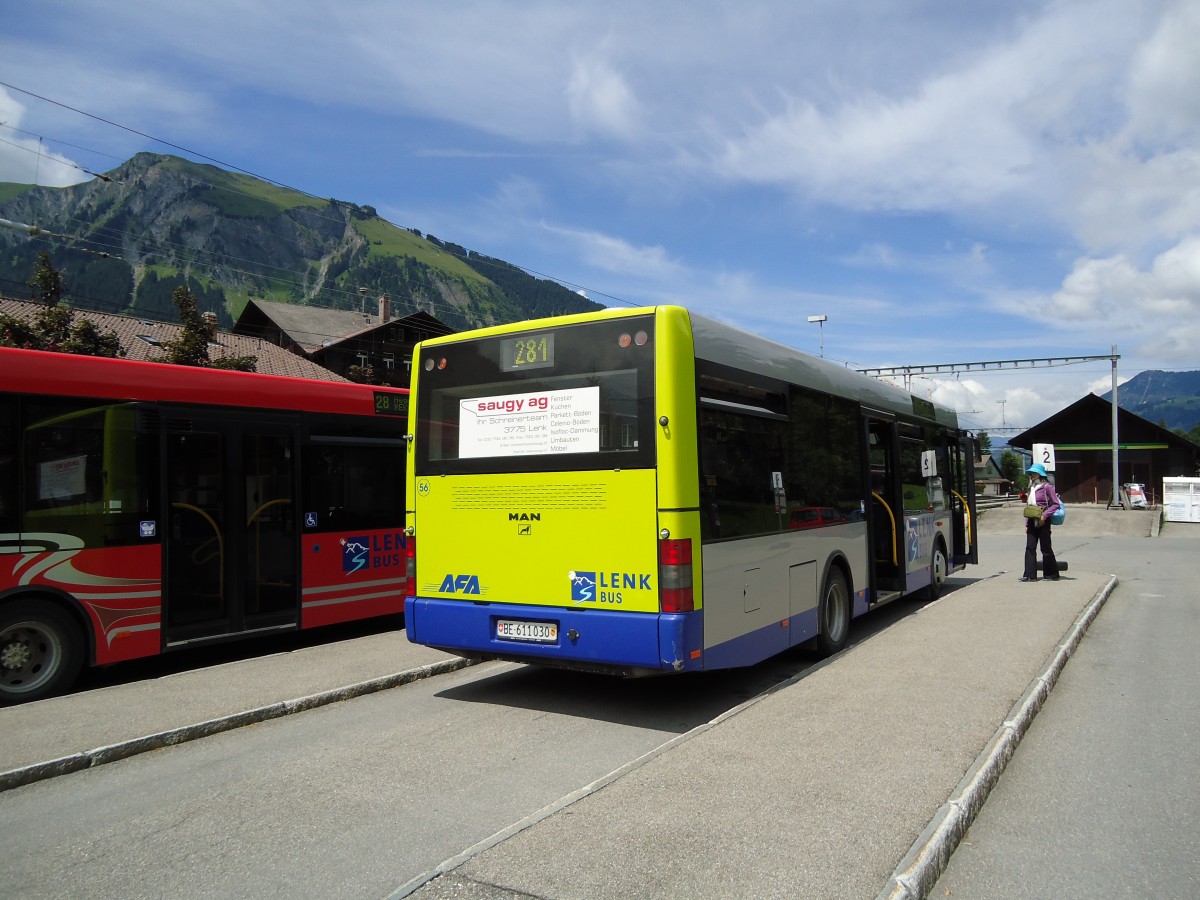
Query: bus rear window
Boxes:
[{"xmin": 415, "ymin": 316, "xmax": 656, "ymax": 474}]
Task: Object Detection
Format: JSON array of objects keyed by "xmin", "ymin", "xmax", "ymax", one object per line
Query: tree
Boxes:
[
  {"xmin": 976, "ymin": 430, "xmax": 992, "ymax": 454},
  {"xmin": 160, "ymin": 285, "xmax": 256, "ymax": 371},
  {"xmin": 29, "ymin": 251, "xmax": 64, "ymax": 305},
  {"xmin": 1175, "ymin": 422, "xmax": 1200, "ymax": 446},
  {"xmin": 346, "ymin": 363, "xmax": 376, "ymax": 384},
  {"xmin": 0, "ymin": 252, "xmax": 123, "ymax": 357},
  {"xmin": 1000, "ymin": 450, "xmax": 1025, "ymax": 491},
  {"xmin": 62, "ymin": 316, "xmax": 123, "ymax": 358}
]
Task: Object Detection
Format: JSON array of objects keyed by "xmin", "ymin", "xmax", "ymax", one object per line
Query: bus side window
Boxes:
[
  {"xmin": 899, "ymin": 435, "xmax": 928, "ymax": 512},
  {"xmin": 302, "ymin": 440, "xmax": 403, "ymax": 532},
  {"xmin": 0, "ymin": 397, "xmax": 17, "ymax": 534},
  {"xmin": 22, "ymin": 399, "xmax": 146, "ymax": 547}
]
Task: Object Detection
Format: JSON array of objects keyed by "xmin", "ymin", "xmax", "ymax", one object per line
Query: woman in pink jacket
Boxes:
[{"xmin": 1020, "ymin": 463, "xmax": 1061, "ymax": 581}]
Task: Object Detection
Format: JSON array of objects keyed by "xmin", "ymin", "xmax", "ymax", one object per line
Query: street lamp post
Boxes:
[{"xmin": 807, "ymin": 315, "xmax": 827, "ymax": 357}]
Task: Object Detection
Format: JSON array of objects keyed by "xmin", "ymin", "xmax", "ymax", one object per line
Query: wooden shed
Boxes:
[{"xmin": 1010, "ymin": 394, "xmax": 1200, "ymax": 506}]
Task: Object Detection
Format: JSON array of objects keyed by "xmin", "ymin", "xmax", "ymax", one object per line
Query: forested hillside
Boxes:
[
  {"xmin": 0, "ymin": 153, "xmax": 602, "ymax": 331},
  {"xmin": 1103, "ymin": 370, "xmax": 1200, "ymax": 434}
]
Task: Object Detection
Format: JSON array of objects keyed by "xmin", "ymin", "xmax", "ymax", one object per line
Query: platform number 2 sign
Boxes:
[{"xmin": 1032, "ymin": 443, "xmax": 1056, "ymax": 472}]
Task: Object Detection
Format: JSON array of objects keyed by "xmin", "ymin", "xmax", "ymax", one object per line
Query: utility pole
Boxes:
[{"xmin": 1111, "ymin": 345, "xmax": 1121, "ymax": 508}]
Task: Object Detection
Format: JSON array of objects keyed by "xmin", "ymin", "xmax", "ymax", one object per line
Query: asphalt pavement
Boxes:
[{"xmin": 1, "ymin": 504, "xmax": 1179, "ymax": 899}]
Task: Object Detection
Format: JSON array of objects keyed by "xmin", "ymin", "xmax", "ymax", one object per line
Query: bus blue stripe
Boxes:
[{"xmin": 406, "ymin": 597, "xmax": 702, "ymax": 672}]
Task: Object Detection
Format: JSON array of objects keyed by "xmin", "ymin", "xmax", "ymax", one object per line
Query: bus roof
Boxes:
[
  {"xmin": 414, "ymin": 305, "xmax": 961, "ymax": 431},
  {"xmin": 0, "ymin": 346, "xmax": 406, "ymax": 417},
  {"xmin": 687, "ymin": 310, "xmax": 961, "ymax": 430}
]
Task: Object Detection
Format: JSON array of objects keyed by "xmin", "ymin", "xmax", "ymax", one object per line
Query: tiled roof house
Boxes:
[
  {"xmin": 1, "ymin": 297, "xmax": 347, "ymax": 381},
  {"xmin": 233, "ymin": 297, "xmax": 454, "ymax": 387}
]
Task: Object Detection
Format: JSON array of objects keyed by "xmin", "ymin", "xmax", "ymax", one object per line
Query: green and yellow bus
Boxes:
[{"xmin": 405, "ymin": 306, "xmax": 977, "ymax": 674}]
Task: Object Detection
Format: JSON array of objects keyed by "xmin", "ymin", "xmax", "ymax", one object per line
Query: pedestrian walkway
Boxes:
[{"xmin": 0, "ymin": 629, "xmax": 467, "ymax": 790}]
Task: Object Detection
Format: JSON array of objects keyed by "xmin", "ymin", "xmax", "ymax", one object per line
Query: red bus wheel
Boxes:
[{"xmin": 0, "ymin": 602, "xmax": 84, "ymax": 705}]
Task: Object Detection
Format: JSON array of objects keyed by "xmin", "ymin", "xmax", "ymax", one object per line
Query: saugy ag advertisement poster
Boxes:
[{"xmin": 459, "ymin": 387, "xmax": 599, "ymax": 457}]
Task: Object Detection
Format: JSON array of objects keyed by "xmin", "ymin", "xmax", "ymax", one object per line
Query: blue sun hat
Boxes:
[{"xmin": 1026, "ymin": 463, "xmax": 1048, "ymax": 478}]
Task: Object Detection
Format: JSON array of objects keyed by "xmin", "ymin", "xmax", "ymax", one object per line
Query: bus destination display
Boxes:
[
  {"xmin": 500, "ymin": 333, "xmax": 554, "ymax": 371},
  {"xmin": 374, "ymin": 391, "xmax": 409, "ymax": 417}
]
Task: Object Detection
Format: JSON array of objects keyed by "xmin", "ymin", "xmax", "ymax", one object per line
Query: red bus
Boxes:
[{"xmin": 0, "ymin": 347, "xmax": 409, "ymax": 704}]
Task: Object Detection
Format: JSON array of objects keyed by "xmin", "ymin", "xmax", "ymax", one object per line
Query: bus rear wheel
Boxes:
[
  {"xmin": 0, "ymin": 601, "xmax": 84, "ymax": 705},
  {"xmin": 815, "ymin": 568, "xmax": 851, "ymax": 657}
]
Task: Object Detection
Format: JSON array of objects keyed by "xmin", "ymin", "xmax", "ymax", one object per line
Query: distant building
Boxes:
[
  {"xmin": 233, "ymin": 297, "xmax": 453, "ymax": 387},
  {"xmin": 0, "ymin": 297, "xmax": 346, "ymax": 381},
  {"xmin": 1010, "ymin": 394, "xmax": 1200, "ymax": 505},
  {"xmin": 974, "ymin": 453, "xmax": 1013, "ymax": 496}
]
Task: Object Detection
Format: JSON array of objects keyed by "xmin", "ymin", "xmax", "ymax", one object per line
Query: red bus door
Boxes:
[{"xmin": 164, "ymin": 417, "xmax": 299, "ymax": 645}]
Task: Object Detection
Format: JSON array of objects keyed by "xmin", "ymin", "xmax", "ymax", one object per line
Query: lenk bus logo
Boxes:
[
  {"xmin": 570, "ymin": 571, "xmax": 597, "ymax": 603},
  {"xmin": 438, "ymin": 574, "xmax": 482, "ymax": 595},
  {"xmin": 341, "ymin": 534, "xmax": 406, "ymax": 576},
  {"xmin": 570, "ymin": 570, "xmax": 652, "ymax": 604},
  {"xmin": 342, "ymin": 537, "xmax": 369, "ymax": 574}
]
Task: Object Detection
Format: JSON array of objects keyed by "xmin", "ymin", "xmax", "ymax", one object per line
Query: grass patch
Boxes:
[
  {"xmin": 355, "ymin": 218, "xmax": 489, "ymax": 285},
  {"xmin": 0, "ymin": 182, "xmax": 35, "ymax": 203},
  {"xmin": 161, "ymin": 157, "xmax": 327, "ymax": 218}
]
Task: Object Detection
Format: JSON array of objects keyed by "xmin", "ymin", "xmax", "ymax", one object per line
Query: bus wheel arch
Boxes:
[
  {"xmin": 815, "ymin": 560, "xmax": 852, "ymax": 657},
  {"xmin": 0, "ymin": 595, "xmax": 87, "ymax": 705}
]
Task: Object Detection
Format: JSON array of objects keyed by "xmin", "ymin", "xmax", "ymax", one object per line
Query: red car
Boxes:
[{"xmin": 788, "ymin": 507, "xmax": 847, "ymax": 529}]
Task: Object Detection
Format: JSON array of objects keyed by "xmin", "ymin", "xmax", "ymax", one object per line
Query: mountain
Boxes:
[
  {"xmin": 0, "ymin": 153, "xmax": 602, "ymax": 332},
  {"xmin": 1103, "ymin": 369, "xmax": 1200, "ymax": 433}
]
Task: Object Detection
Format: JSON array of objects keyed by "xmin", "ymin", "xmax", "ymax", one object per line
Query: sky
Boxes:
[{"xmin": 2, "ymin": 0, "xmax": 1199, "ymax": 439}]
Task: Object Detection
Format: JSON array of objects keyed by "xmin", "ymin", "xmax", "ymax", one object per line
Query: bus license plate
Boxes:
[{"xmin": 496, "ymin": 619, "xmax": 558, "ymax": 643}]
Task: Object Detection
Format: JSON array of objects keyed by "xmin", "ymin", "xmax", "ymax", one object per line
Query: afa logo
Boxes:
[
  {"xmin": 342, "ymin": 536, "xmax": 370, "ymax": 575},
  {"xmin": 570, "ymin": 571, "xmax": 596, "ymax": 603},
  {"xmin": 438, "ymin": 574, "xmax": 482, "ymax": 595}
]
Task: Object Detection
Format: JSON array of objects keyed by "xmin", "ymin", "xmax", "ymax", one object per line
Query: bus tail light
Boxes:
[
  {"xmin": 659, "ymin": 538, "xmax": 694, "ymax": 613},
  {"xmin": 405, "ymin": 534, "xmax": 416, "ymax": 598}
]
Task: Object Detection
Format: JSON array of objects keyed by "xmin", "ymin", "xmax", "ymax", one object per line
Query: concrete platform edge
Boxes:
[
  {"xmin": 0, "ymin": 656, "xmax": 475, "ymax": 794},
  {"xmin": 876, "ymin": 573, "xmax": 1119, "ymax": 900}
]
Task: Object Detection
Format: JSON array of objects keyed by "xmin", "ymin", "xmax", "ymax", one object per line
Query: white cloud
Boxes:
[
  {"xmin": 1125, "ymin": 0, "xmax": 1200, "ymax": 142},
  {"xmin": 542, "ymin": 222, "xmax": 683, "ymax": 282},
  {"xmin": 0, "ymin": 91, "xmax": 89, "ymax": 187},
  {"xmin": 567, "ymin": 54, "xmax": 640, "ymax": 139},
  {"xmin": 1050, "ymin": 235, "xmax": 1200, "ymax": 364}
]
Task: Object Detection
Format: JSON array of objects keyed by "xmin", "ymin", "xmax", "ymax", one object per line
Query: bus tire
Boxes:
[
  {"xmin": 923, "ymin": 541, "xmax": 948, "ymax": 601},
  {"xmin": 0, "ymin": 600, "xmax": 84, "ymax": 705},
  {"xmin": 815, "ymin": 568, "xmax": 851, "ymax": 657}
]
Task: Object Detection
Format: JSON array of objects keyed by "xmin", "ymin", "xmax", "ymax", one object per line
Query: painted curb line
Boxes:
[
  {"xmin": 877, "ymin": 573, "xmax": 1119, "ymax": 900},
  {"xmin": 0, "ymin": 656, "xmax": 474, "ymax": 793}
]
